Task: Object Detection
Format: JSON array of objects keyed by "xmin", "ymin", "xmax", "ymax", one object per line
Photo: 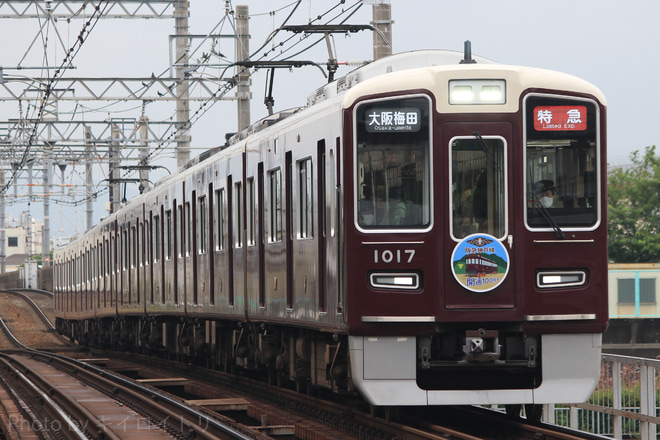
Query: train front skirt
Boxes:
[{"xmin": 348, "ymin": 333, "xmax": 602, "ymax": 406}]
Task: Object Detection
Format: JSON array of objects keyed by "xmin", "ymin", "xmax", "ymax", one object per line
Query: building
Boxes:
[
  {"xmin": 608, "ymin": 263, "xmax": 660, "ymax": 318},
  {"xmin": 605, "ymin": 263, "xmax": 660, "ymax": 357},
  {"xmin": 2, "ymin": 213, "xmax": 44, "ymax": 272}
]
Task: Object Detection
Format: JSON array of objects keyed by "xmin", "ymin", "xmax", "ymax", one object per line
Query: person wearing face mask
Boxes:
[{"xmin": 533, "ymin": 180, "xmax": 556, "ymax": 208}]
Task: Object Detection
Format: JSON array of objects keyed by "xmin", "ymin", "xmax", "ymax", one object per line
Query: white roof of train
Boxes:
[
  {"xmin": 307, "ymin": 49, "xmax": 495, "ymax": 106},
  {"xmin": 335, "ymin": 50, "xmax": 606, "ymax": 113}
]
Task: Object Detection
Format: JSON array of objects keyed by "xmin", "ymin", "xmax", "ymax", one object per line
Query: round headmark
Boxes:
[{"xmin": 451, "ymin": 234, "xmax": 510, "ymax": 293}]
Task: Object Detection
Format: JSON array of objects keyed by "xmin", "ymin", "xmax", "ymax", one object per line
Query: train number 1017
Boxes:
[{"xmin": 374, "ymin": 249, "xmax": 416, "ymax": 264}]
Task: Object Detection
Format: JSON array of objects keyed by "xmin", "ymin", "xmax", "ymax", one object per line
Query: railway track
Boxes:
[
  {"xmin": 0, "ymin": 349, "xmax": 269, "ymax": 440},
  {"xmin": 0, "ymin": 289, "xmax": 74, "ymax": 351},
  {"xmin": 103, "ymin": 350, "xmax": 610, "ymax": 440},
  {"xmin": 0, "ymin": 290, "xmax": 270, "ymax": 440},
  {"xmin": 0, "ymin": 289, "xmax": 608, "ymax": 440}
]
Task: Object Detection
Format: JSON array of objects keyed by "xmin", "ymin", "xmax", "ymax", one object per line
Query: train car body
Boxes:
[{"xmin": 53, "ymin": 49, "xmax": 608, "ymax": 409}]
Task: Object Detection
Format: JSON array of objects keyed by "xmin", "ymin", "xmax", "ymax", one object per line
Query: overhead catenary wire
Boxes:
[
  {"xmin": 10, "ymin": 0, "xmax": 368, "ymax": 209},
  {"xmin": 3, "ymin": 0, "xmax": 111, "ymax": 194}
]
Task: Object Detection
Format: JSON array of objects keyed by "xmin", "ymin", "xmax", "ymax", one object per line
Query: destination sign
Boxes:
[
  {"xmin": 365, "ymin": 107, "xmax": 421, "ymax": 133},
  {"xmin": 534, "ymin": 105, "xmax": 587, "ymax": 131}
]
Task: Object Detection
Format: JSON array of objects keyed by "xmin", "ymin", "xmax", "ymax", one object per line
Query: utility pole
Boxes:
[
  {"xmin": 174, "ymin": 0, "xmax": 191, "ymax": 169},
  {"xmin": 85, "ymin": 128, "xmax": 94, "ymax": 231},
  {"xmin": 43, "ymin": 141, "xmax": 53, "ymax": 265},
  {"xmin": 138, "ymin": 116, "xmax": 150, "ymax": 194},
  {"xmin": 110, "ymin": 124, "xmax": 121, "ymax": 214},
  {"xmin": 371, "ymin": 1, "xmax": 392, "ymax": 60},
  {"xmin": 236, "ymin": 5, "xmax": 251, "ymax": 131},
  {"xmin": 0, "ymin": 170, "xmax": 5, "ymax": 273}
]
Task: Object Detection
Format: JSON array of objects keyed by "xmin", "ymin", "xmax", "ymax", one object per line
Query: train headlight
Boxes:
[
  {"xmin": 449, "ymin": 79, "xmax": 506, "ymax": 104},
  {"xmin": 537, "ymin": 271, "xmax": 587, "ymax": 289},
  {"xmin": 450, "ymin": 85, "xmax": 474, "ymax": 103},
  {"xmin": 370, "ymin": 272, "xmax": 420, "ymax": 290}
]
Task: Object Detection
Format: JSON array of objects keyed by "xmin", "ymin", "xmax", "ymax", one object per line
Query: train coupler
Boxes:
[{"xmin": 462, "ymin": 329, "xmax": 501, "ymax": 362}]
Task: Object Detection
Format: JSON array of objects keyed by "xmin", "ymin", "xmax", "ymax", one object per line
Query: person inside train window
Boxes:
[
  {"xmin": 358, "ymin": 185, "xmax": 376, "ymax": 225},
  {"xmin": 355, "ymin": 96, "xmax": 431, "ymax": 230},
  {"xmin": 533, "ymin": 180, "xmax": 557, "ymax": 208},
  {"xmin": 388, "ymin": 187, "xmax": 407, "ymax": 225}
]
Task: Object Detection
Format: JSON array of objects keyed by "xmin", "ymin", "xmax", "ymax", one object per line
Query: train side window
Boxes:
[
  {"xmin": 355, "ymin": 95, "xmax": 431, "ymax": 230},
  {"xmin": 143, "ymin": 220, "xmax": 149, "ymax": 267},
  {"xmin": 299, "ymin": 158, "xmax": 313, "ymax": 239},
  {"xmin": 87, "ymin": 248, "xmax": 92, "ymax": 289},
  {"xmin": 105, "ymin": 238, "xmax": 110, "ymax": 276},
  {"xmin": 269, "ymin": 168, "xmax": 283, "ymax": 242},
  {"xmin": 177, "ymin": 205, "xmax": 184, "ymax": 258},
  {"xmin": 123, "ymin": 229, "xmax": 128, "ymax": 271},
  {"xmin": 524, "ymin": 95, "xmax": 599, "ymax": 229},
  {"xmin": 185, "ymin": 202, "xmax": 192, "ymax": 256},
  {"xmin": 165, "ymin": 210, "xmax": 173, "ymax": 260},
  {"xmin": 247, "ymin": 177, "xmax": 256, "ymax": 246},
  {"xmin": 198, "ymin": 195, "xmax": 208, "ymax": 254},
  {"xmin": 451, "ymin": 136, "xmax": 507, "ymax": 240},
  {"xmin": 139, "ymin": 223, "xmax": 144, "ymax": 267},
  {"xmin": 215, "ymin": 188, "xmax": 225, "ymax": 250},
  {"xmin": 234, "ymin": 181, "xmax": 243, "ymax": 248},
  {"xmin": 85, "ymin": 248, "xmax": 89, "ymax": 291},
  {"xmin": 131, "ymin": 225, "xmax": 137, "ymax": 269},
  {"xmin": 154, "ymin": 214, "xmax": 161, "ymax": 262}
]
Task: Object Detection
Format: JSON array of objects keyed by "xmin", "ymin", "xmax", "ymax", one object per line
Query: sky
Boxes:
[{"xmin": 1, "ymin": 0, "xmax": 659, "ymax": 240}]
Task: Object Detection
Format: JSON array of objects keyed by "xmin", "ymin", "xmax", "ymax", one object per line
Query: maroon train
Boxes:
[{"xmin": 53, "ymin": 49, "xmax": 608, "ymax": 412}]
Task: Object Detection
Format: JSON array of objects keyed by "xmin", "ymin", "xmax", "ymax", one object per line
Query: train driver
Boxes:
[{"xmin": 533, "ymin": 179, "xmax": 557, "ymax": 208}]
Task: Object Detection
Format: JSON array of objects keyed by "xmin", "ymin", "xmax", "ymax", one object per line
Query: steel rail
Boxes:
[
  {"xmin": 10, "ymin": 350, "xmax": 258, "ymax": 440},
  {"xmin": 0, "ymin": 353, "xmax": 97, "ymax": 440}
]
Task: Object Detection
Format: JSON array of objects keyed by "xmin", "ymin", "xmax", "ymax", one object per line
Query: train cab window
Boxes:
[
  {"xmin": 355, "ymin": 96, "xmax": 431, "ymax": 230},
  {"xmin": 524, "ymin": 95, "xmax": 599, "ymax": 229},
  {"xmin": 451, "ymin": 137, "xmax": 507, "ymax": 240}
]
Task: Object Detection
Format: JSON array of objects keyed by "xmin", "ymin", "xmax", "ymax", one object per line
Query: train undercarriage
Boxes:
[
  {"xmin": 56, "ymin": 316, "xmax": 544, "ymax": 399},
  {"xmin": 55, "ymin": 315, "xmax": 353, "ymax": 395}
]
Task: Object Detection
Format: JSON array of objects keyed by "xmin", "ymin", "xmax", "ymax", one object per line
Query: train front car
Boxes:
[{"xmin": 342, "ymin": 53, "xmax": 608, "ymax": 408}]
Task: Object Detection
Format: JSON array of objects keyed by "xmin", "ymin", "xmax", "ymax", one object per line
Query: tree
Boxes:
[{"xmin": 608, "ymin": 145, "xmax": 660, "ymax": 263}]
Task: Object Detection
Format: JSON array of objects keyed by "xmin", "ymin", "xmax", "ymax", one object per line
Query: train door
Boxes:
[
  {"xmin": 211, "ymin": 177, "xmax": 229, "ymax": 309},
  {"xmin": 177, "ymin": 195, "xmax": 188, "ymax": 309},
  {"xmin": 120, "ymin": 225, "xmax": 128, "ymax": 308},
  {"xmin": 229, "ymin": 149, "xmax": 247, "ymax": 313},
  {"xmin": 175, "ymin": 198, "xmax": 182, "ymax": 308},
  {"xmin": 317, "ymin": 141, "xmax": 327, "ymax": 313},
  {"xmin": 112, "ymin": 221, "xmax": 119, "ymax": 314},
  {"xmin": 285, "ymin": 152, "xmax": 293, "ymax": 310},
  {"xmin": 191, "ymin": 190, "xmax": 199, "ymax": 307},
  {"xmin": 443, "ymin": 122, "xmax": 519, "ymax": 314}
]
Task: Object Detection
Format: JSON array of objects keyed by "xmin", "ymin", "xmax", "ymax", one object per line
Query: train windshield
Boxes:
[
  {"xmin": 451, "ymin": 136, "xmax": 507, "ymax": 240},
  {"xmin": 355, "ymin": 96, "xmax": 431, "ymax": 230},
  {"xmin": 525, "ymin": 95, "xmax": 599, "ymax": 229}
]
